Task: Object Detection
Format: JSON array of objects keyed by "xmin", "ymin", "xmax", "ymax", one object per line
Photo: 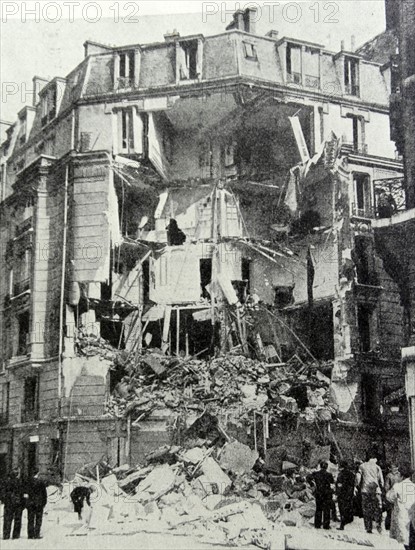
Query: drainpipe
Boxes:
[{"xmin": 58, "ymin": 164, "xmax": 69, "ymax": 416}]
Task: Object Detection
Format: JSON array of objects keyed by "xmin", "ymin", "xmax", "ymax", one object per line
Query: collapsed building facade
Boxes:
[{"xmin": 0, "ymin": 7, "xmax": 410, "ymax": 480}]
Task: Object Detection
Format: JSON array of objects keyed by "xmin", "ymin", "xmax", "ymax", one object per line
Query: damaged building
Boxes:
[{"xmin": 0, "ymin": 7, "xmax": 410, "ymax": 480}]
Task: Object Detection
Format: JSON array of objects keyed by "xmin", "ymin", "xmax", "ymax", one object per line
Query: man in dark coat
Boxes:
[
  {"xmin": 1, "ymin": 468, "xmax": 25, "ymax": 540},
  {"xmin": 336, "ymin": 460, "xmax": 356, "ymax": 530},
  {"xmin": 308, "ymin": 460, "xmax": 335, "ymax": 529},
  {"xmin": 25, "ymin": 471, "xmax": 48, "ymax": 539},
  {"xmin": 70, "ymin": 485, "xmax": 92, "ymax": 520}
]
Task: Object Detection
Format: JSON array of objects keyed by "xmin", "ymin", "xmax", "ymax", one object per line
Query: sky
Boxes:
[{"xmin": 0, "ymin": 0, "xmax": 387, "ymax": 134}]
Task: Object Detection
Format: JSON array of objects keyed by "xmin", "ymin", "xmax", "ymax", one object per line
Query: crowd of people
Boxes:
[
  {"xmin": 306, "ymin": 454, "xmax": 415, "ymax": 550},
  {"xmin": 1, "ymin": 456, "xmax": 415, "ymax": 547}
]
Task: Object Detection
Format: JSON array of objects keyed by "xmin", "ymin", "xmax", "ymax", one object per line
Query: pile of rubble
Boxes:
[
  {"xmin": 50, "ymin": 432, "xmax": 327, "ymax": 547},
  {"xmin": 105, "ymin": 348, "xmax": 334, "ymax": 427}
]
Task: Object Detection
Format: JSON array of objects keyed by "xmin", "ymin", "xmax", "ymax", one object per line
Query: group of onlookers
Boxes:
[
  {"xmin": 307, "ymin": 453, "xmax": 415, "ymax": 550},
  {"xmin": 0, "ymin": 468, "xmax": 47, "ymax": 540}
]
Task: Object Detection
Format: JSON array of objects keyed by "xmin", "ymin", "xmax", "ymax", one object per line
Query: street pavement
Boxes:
[{"xmin": 0, "ymin": 504, "xmax": 405, "ymax": 550}]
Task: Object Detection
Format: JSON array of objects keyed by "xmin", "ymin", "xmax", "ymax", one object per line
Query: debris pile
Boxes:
[
  {"xmin": 105, "ymin": 347, "xmax": 334, "ymax": 426},
  {"xmin": 51, "ymin": 430, "xmax": 328, "ymax": 546}
]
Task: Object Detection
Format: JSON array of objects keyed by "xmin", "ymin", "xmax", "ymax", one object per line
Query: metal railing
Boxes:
[
  {"xmin": 345, "ymin": 84, "xmax": 360, "ymax": 96},
  {"xmin": 304, "ymin": 74, "xmax": 320, "ymax": 89},
  {"xmin": 287, "ymin": 71, "xmax": 302, "ymax": 85},
  {"xmin": 13, "ymin": 278, "xmax": 30, "ymax": 297}
]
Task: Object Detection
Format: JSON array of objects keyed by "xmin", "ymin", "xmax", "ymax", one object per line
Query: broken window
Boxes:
[
  {"xmin": 242, "ymin": 258, "xmax": 251, "ymax": 295},
  {"xmin": 200, "ymin": 259, "xmax": 212, "ymax": 299},
  {"xmin": 22, "ymin": 376, "xmax": 39, "ymax": 422},
  {"xmin": 274, "ymin": 286, "xmax": 294, "ymax": 309},
  {"xmin": 17, "ymin": 310, "xmax": 30, "ymax": 356},
  {"xmin": 353, "ymin": 172, "xmax": 371, "ymax": 217},
  {"xmin": 303, "ymin": 47, "xmax": 320, "ymax": 89},
  {"xmin": 243, "ymin": 42, "xmax": 257, "ymax": 60},
  {"xmin": 357, "ymin": 304, "xmax": 372, "ymax": 352},
  {"xmin": 178, "ymin": 40, "xmax": 199, "ymax": 80},
  {"xmin": 361, "ymin": 373, "xmax": 380, "ymax": 422},
  {"xmin": 286, "ymin": 43, "xmax": 302, "ymax": 84},
  {"xmin": 353, "ymin": 236, "xmax": 378, "ymax": 285},
  {"xmin": 118, "ymin": 50, "xmax": 135, "ymax": 88},
  {"xmin": 344, "ymin": 56, "xmax": 359, "ymax": 96},
  {"xmin": 142, "ymin": 260, "xmax": 150, "ymax": 302}
]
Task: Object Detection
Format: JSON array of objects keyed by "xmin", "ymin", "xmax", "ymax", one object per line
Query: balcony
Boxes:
[
  {"xmin": 304, "ymin": 74, "xmax": 320, "ymax": 90},
  {"xmin": 341, "ymin": 142, "xmax": 368, "ymax": 156},
  {"xmin": 287, "ymin": 71, "xmax": 302, "ymax": 85},
  {"xmin": 21, "ymin": 409, "xmax": 39, "ymax": 423},
  {"xmin": 15, "ymin": 217, "xmax": 33, "ymax": 237},
  {"xmin": 13, "ymin": 278, "xmax": 30, "ymax": 297},
  {"xmin": 117, "ymin": 77, "xmax": 135, "ymax": 90},
  {"xmin": 351, "ymin": 202, "xmax": 375, "ymax": 219},
  {"xmin": 353, "ymin": 281, "xmax": 383, "ymax": 306},
  {"xmin": 345, "ymin": 84, "xmax": 359, "ymax": 97}
]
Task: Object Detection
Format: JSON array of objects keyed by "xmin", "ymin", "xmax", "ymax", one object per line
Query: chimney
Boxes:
[
  {"xmin": 164, "ymin": 29, "xmax": 180, "ymax": 42},
  {"xmin": 341, "ymin": 40, "xmax": 345, "ymax": 51},
  {"xmin": 32, "ymin": 76, "xmax": 49, "ymax": 106},
  {"xmin": 266, "ymin": 30, "xmax": 279, "ymax": 40},
  {"xmin": 385, "ymin": 0, "xmax": 399, "ymax": 30},
  {"xmin": 243, "ymin": 7, "xmax": 258, "ymax": 34},
  {"xmin": 351, "ymin": 35, "xmax": 356, "ymax": 51},
  {"xmin": 226, "ymin": 9, "xmax": 244, "ymax": 31}
]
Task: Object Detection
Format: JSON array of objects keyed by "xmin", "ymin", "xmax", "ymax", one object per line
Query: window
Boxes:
[
  {"xmin": 357, "ymin": 304, "xmax": 371, "ymax": 352},
  {"xmin": 0, "ymin": 383, "xmax": 10, "ymax": 425},
  {"xmin": 347, "ymin": 115, "xmax": 365, "ymax": 153},
  {"xmin": 118, "ymin": 50, "xmax": 135, "ymax": 89},
  {"xmin": 23, "ymin": 376, "xmax": 39, "ymax": 423},
  {"xmin": 40, "ymin": 85, "xmax": 57, "ymax": 127},
  {"xmin": 353, "ymin": 173, "xmax": 372, "ymax": 217},
  {"xmin": 243, "ymin": 42, "xmax": 257, "ymax": 60},
  {"xmin": 286, "ymin": 43, "xmax": 302, "ymax": 84},
  {"xmin": 17, "ymin": 311, "xmax": 30, "ymax": 356},
  {"xmin": 121, "ymin": 109, "xmax": 134, "ymax": 152},
  {"xmin": 344, "ymin": 56, "xmax": 359, "ymax": 96},
  {"xmin": 116, "ymin": 108, "xmax": 145, "ymax": 155},
  {"xmin": 303, "ymin": 47, "xmax": 320, "ymax": 89},
  {"xmin": 178, "ymin": 40, "xmax": 199, "ymax": 80},
  {"xmin": 13, "ymin": 248, "xmax": 31, "ymax": 296}
]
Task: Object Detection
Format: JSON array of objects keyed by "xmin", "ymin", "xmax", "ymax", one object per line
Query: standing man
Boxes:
[
  {"xmin": 336, "ymin": 460, "xmax": 356, "ymax": 530},
  {"xmin": 307, "ymin": 460, "xmax": 335, "ymax": 530},
  {"xmin": 386, "ymin": 464, "xmax": 415, "ymax": 550},
  {"xmin": 25, "ymin": 470, "xmax": 48, "ymax": 539},
  {"xmin": 1, "ymin": 468, "xmax": 25, "ymax": 540},
  {"xmin": 355, "ymin": 452, "xmax": 384, "ymax": 534}
]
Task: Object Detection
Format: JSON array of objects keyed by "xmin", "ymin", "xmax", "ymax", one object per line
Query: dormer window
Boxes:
[
  {"xmin": 344, "ymin": 56, "xmax": 359, "ymax": 96},
  {"xmin": 303, "ymin": 47, "xmax": 320, "ymax": 89},
  {"xmin": 243, "ymin": 42, "xmax": 257, "ymax": 61},
  {"xmin": 118, "ymin": 50, "xmax": 135, "ymax": 89},
  {"xmin": 178, "ymin": 40, "xmax": 199, "ymax": 80},
  {"xmin": 286, "ymin": 43, "xmax": 302, "ymax": 84},
  {"xmin": 17, "ymin": 116, "xmax": 27, "ymax": 146},
  {"xmin": 40, "ymin": 85, "xmax": 57, "ymax": 127}
]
